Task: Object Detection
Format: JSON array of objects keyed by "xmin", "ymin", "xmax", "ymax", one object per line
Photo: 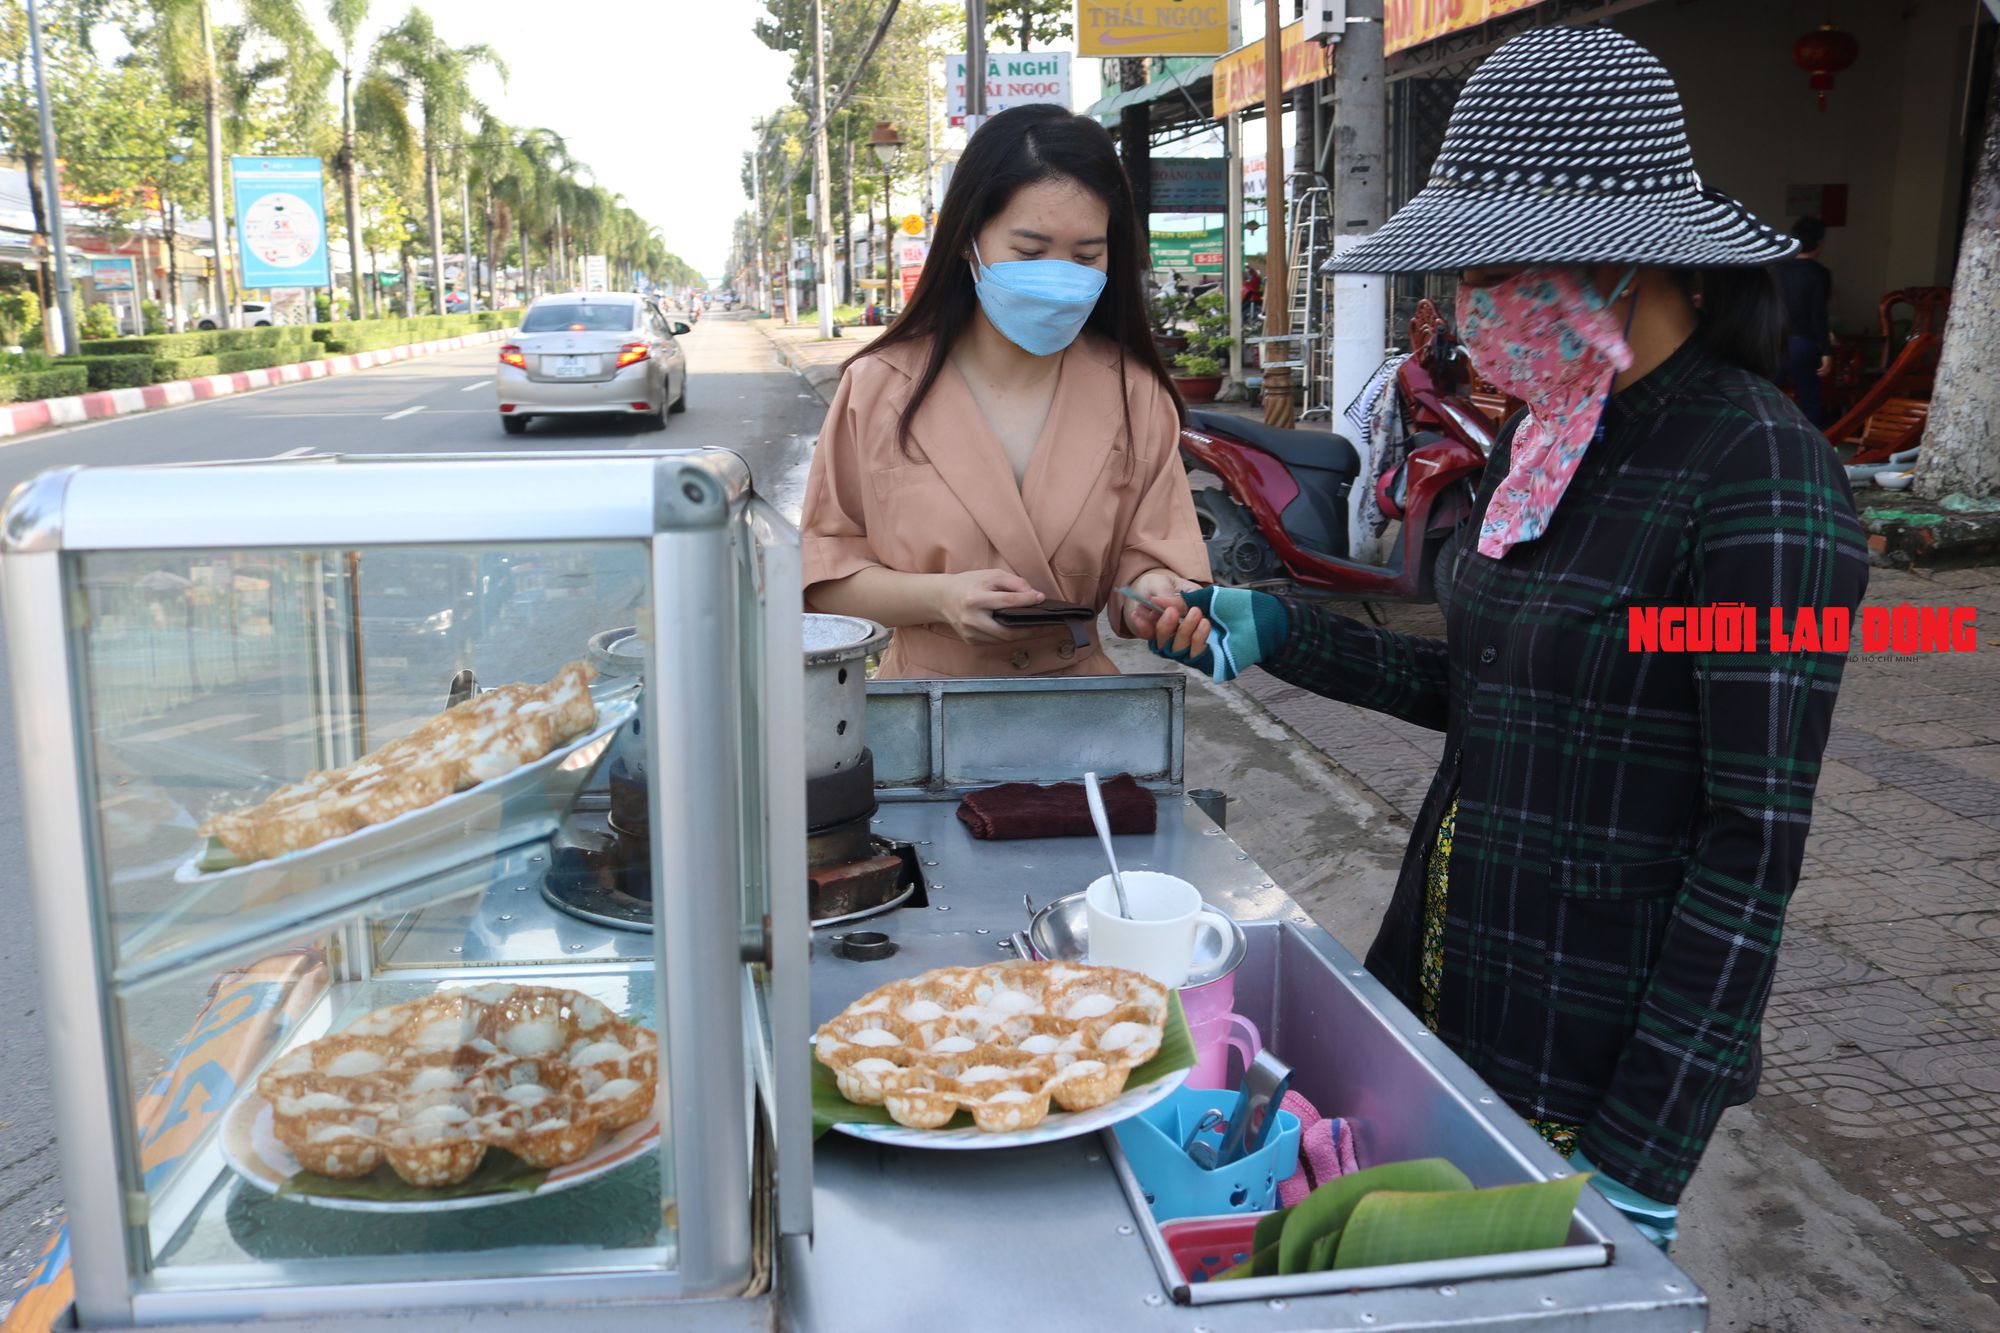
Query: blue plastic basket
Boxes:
[{"xmin": 1113, "ymin": 1085, "xmax": 1301, "ymax": 1223}]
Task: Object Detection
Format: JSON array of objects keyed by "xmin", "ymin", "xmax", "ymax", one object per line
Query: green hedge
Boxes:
[
  {"xmin": 0, "ymin": 365, "xmax": 89, "ymax": 402},
  {"xmin": 81, "ymin": 331, "xmax": 218, "ymax": 358},
  {"xmin": 215, "ymin": 348, "xmax": 280, "ymax": 374},
  {"xmin": 154, "ymin": 354, "xmax": 221, "ymax": 380},
  {"xmin": 71, "ymin": 354, "xmax": 156, "ymax": 391}
]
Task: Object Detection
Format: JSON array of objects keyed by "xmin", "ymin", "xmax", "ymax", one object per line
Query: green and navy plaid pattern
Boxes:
[{"xmin": 1266, "ymin": 340, "xmax": 1868, "ymax": 1204}]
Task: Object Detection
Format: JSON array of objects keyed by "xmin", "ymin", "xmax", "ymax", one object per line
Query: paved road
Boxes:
[{"xmin": 0, "ymin": 313, "xmax": 827, "ymax": 1303}]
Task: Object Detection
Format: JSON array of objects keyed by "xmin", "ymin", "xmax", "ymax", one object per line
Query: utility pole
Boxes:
[
  {"xmin": 340, "ymin": 55, "xmax": 366, "ymax": 321},
  {"xmin": 964, "ymin": 0, "xmax": 987, "ymax": 135},
  {"xmin": 25, "ymin": 0, "xmax": 76, "ymax": 354},
  {"xmin": 843, "ymin": 122, "xmax": 856, "ymax": 306},
  {"xmin": 811, "ymin": 0, "xmax": 836, "ymax": 338},
  {"xmin": 1262, "ymin": 0, "xmax": 1293, "ymax": 428},
  {"xmin": 782, "ymin": 164, "xmax": 795, "ymax": 325},
  {"xmin": 198, "ymin": 0, "xmax": 233, "ymax": 328},
  {"xmin": 460, "ymin": 168, "xmax": 474, "ymax": 307},
  {"xmin": 750, "ymin": 142, "xmax": 768, "ymax": 316},
  {"xmin": 1329, "ymin": 0, "xmax": 1388, "ymax": 446}
]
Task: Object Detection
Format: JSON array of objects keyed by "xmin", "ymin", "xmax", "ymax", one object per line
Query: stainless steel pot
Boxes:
[{"xmin": 802, "ymin": 613, "xmax": 889, "ymax": 779}]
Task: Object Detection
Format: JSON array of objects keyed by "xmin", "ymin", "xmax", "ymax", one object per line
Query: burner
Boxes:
[{"xmin": 541, "ymin": 813, "xmax": 927, "ymax": 933}]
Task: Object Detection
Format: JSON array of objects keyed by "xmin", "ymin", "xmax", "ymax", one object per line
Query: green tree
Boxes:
[
  {"xmin": 989, "ymin": 0, "xmax": 1071, "ymax": 50},
  {"xmin": 369, "ymin": 7, "xmax": 504, "ymax": 314},
  {"xmin": 326, "ymin": 0, "xmax": 369, "ymax": 320}
]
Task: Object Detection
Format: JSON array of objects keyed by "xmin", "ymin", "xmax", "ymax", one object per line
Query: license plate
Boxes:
[{"xmin": 551, "ymin": 355, "xmax": 593, "ymax": 378}]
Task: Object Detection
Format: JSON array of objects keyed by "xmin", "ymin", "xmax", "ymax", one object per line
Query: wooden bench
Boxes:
[{"xmin": 1841, "ymin": 396, "xmax": 1930, "ymax": 466}]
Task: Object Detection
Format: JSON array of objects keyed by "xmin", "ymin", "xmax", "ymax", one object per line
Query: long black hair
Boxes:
[
  {"xmin": 849, "ymin": 103, "xmax": 1183, "ymax": 450},
  {"xmin": 1674, "ymin": 267, "xmax": 1785, "ymax": 382}
]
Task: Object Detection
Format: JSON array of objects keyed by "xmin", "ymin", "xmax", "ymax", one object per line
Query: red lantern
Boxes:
[{"xmin": 1793, "ymin": 23, "xmax": 1860, "ymax": 112}]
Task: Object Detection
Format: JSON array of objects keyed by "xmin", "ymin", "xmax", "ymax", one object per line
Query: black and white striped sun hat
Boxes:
[{"xmin": 1328, "ymin": 25, "xmax": 1795, "ymax": 273}]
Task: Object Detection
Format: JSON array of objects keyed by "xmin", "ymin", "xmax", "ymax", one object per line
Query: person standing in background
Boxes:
[{"xmin": 1775, "ymin": 216, "xmax": 1833, "ymax": 426}]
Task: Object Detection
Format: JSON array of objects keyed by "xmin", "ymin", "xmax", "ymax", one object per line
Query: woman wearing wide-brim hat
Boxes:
[{"xmin": 1150, "ymin": 24, "xmax": 1869, "ymax": 1246}]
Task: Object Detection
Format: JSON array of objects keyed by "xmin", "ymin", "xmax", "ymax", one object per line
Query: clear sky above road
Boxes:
[{"xmin": 355, "ymin": 1, "xmax": 792, "ymax": 278}]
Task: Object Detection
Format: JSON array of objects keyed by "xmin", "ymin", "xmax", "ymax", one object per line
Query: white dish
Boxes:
[
  {"xmin": 220, "ymin": 1092, "xmax": 658, "ymax": 1213},
  {"xmin": 829, "ymin": 1066, "xmax": 1191, "ymax": 1151},
  {"xmin": 1874, "ymin": 471, "xmax": 1914, "ymax": 491},
  {"xmin": 174, "ymin": 697, "xmax": 635, "ymax": 888}
]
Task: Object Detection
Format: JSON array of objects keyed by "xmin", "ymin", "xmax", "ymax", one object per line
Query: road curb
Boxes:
[
  {"xmin": 752, "ymin": 322, "xmax": 862, "ymax": 406},
  {"xmin": 0, "ymin": 328, "xmax": 516, "ymax": 442}
]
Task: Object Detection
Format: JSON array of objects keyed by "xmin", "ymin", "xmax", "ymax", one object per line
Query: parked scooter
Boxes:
[{"xmin": 1177, "ymin": 303, "xmax": 1493, "ymax": 613}]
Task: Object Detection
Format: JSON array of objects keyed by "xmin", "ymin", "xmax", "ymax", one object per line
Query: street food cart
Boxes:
[{"xmin": 0, "ymin": 449, "xmax": 1707, "ymax": 1330}]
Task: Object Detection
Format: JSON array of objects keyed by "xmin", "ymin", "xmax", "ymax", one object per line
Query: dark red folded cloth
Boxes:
[{"xmin": 956, "ymin": 774, "xmax": 1157, "ymax": 840}]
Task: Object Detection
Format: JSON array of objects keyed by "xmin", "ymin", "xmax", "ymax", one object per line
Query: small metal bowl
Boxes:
[{"xmin": 1027, "ymin": 891, "xmax": 1247, "ymax": 988}]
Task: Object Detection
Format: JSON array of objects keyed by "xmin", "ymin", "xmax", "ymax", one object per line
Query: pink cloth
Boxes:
[
  {"xmin": 1455, "ymin": 267, "xmax": 1635, "ymax": 559},
  {"xmin": 1276, "ymin": 1089, "xmax": 1359, "ymax": 1207}
]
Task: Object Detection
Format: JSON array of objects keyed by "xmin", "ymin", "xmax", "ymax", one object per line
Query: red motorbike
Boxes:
[{"xmin": 1178, "ymin": 302, "xmax": 1497, "ymax": 612}]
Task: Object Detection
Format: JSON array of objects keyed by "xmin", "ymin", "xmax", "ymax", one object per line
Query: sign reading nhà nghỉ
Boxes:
[
  {"xmin": 947, "ymin": 51, "xmax": 1072, "ymax": 121},
  {"xmin": 1382, "ymin": 0, "xmax": 1547, "ymax": 57},
  {"xmin": 1077, "ymin": 0, "xmax": 1231, "ymax": 57},
  {"xmin": 1212, "ymin": 21, "xmax": 1337, "ymax": 119}
]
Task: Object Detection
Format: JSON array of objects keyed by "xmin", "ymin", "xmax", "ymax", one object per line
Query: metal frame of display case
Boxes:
[{"xmin": 0, "ymin": 449, "xmax": 809, "ymax": 1327}]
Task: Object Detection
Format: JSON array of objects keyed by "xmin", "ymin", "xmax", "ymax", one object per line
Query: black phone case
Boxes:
[{"xmin": 990, "ymin": 602, "xmax": 1095, "ymax": 626}]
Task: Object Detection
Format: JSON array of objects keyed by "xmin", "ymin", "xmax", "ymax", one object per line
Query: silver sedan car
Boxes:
[{"xmin": 496, "ymin": 293, "xmax": 688, "ymax": 435}]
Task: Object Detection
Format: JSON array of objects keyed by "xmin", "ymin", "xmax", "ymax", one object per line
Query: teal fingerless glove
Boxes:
[
  {"xmin": 1147, "ymin": 587, "xmax": 1289, "ymax": 682},
  {"xmin": 1570, "ymin": 1150, "xmax": 1678, "ymax": 1250}
]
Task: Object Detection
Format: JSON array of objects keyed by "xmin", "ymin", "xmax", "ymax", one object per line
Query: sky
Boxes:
[{"xmin": 367, "ymin": 2, "xmax": 794, "ymax": 278}]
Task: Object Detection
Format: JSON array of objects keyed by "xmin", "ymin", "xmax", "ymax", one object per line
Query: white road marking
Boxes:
[
  {"xmin": 461, "ymin": 379, "xmax": 490, "ymax": 391},
  {"xmin": 383, "ymin": 405, "xmax": 428, "ymax": 420},
  {"xmin": 118, "ymin": 712, "xmax": 261, "ymax": 744}
]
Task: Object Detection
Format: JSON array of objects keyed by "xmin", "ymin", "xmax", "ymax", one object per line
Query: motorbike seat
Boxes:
[{"xmin": 1188, "ymin": 410, "xmax": 1360, "ymax": 477}]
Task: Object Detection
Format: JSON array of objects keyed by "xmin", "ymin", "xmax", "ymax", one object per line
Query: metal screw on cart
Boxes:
[
  {"xmin": 975, "ymin": 927, "xmax": 989, "ymax": 934},
  {"xmin": 1234, "ymin": 852, "xmax": 1249, "ymax": 860},
  {"xmin": 450, "ymin": 946, "xmax": 462, "ymax": 953},
  {"xmin": 1664, "ymin": 1283, "xmax": 1683, "ymax": 1294},
  {"xmin": 936, "ymin": 904, "xmax": 950, "ymax": 912},
  {"xmin": 529, "ymin": 853, "xmax": 545, "ymax": 863},
  {"xmin": 1116, "ymin": 1223, "xmax": 1134, "ymax": 1235},
  {"xmin": 1144, "ymin": 1294, "xmax": 1164, "ymax": 1307},
  {"xmin": 498, "ymin": 914, "xmax": 512, "ymax": 922},
  {"xmin": 1266, "ymin": 1298, "xmax": 1288, "ymax": 1310},
  {"xmin": 1540, "ymin": 1294, "xmax": 1557, "ymax": 1307},
  {"xmin": 924, "ymin": 859, "xmax": 938, "ymax": 867},
  {"xmin": 514, "ymin": 884, "xmax": 528, "ymax": 892},
  {"xmin": 1438, "ymin": 1285, "xmax": 1457, "ymax": 1296}
]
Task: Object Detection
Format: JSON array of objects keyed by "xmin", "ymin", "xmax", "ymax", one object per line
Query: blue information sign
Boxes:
[
  {"xmin": 230, "ymin": 156, "xmax": 331, "ymax": 288},
  {"xmin": 89, "ymin": 256, "xmax": 136, "ymax": 292}
]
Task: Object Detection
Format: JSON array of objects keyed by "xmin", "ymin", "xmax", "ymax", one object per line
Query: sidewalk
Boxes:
[{"xmin": 754, "ymin": 318, "xmax": 881, "ymax": 402}]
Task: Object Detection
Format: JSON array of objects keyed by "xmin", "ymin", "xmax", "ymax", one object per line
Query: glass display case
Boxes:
[{"xmin": 1, "ymin": 449, "xmax": 809, "ymax": 1327}]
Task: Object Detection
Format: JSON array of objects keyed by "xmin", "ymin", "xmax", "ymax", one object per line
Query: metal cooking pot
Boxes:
[{"xmin": 802, "ymin": 614, "xmax": 889, "ymax": 779}]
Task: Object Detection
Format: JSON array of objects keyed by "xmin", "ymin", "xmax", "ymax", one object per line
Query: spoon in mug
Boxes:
[{"xmin": 1083, "ymin": 771, "xmax": 1133, "ymax": 920}]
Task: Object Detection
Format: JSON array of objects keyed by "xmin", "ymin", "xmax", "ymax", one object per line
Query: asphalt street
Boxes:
[{"xmin": 0, "ymin": 312, "xmax": 830, "ymax": 1302}]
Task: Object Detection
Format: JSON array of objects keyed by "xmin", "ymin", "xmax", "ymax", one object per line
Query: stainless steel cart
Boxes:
[{"xmin": 1, "ymin": 449, "xmax": 1705, "ymax": 1332}]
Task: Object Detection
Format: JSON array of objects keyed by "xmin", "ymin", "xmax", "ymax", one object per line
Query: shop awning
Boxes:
[{"xmin": 1084, "ymin": 57, "xmax": 1218, "ymax": 142}]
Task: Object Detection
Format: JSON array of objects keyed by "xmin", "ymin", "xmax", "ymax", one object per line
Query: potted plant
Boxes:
[
  {"xmin": 1172, "ymin": 291, "xmax": 1233, "ymax": 404},
  {"xmin": 1149, "ymin": 286, "xmax": 1189, "ymax": 360}
]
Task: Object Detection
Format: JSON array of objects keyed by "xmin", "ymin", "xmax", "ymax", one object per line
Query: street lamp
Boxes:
[{"xmin": 869, "ymin": 121, "xmax": 902, "ymax": 314}]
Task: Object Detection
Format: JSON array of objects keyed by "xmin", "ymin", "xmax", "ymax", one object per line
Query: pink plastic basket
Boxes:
[{"xmin": 1160, "ymin": 1213, "xmax": 1267, "ymax": 1284}]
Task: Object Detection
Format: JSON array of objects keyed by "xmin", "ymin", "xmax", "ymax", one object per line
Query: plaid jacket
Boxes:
[{"xmin": 1267, "ymin": 340, "xmax": 1868, "ymax": 1203}]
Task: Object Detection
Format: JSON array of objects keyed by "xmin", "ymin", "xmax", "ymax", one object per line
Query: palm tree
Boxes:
[
  {"xmin": 369, "ymin": 8, "xmax": 505, "ymax": 314},
  {"xmin": 149, "ymin": 0, "xmax": 327, "ymax": 326},
  {"xmin": 501, "ymin": 127, "xmax": 569, "ymax": 298},
  {"xmin": 327, "ymin": 0, "xmax": 368, "ymax": 320}
]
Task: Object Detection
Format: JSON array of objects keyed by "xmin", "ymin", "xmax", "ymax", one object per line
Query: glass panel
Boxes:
[
  {"xmin": 112, "ymin": 889, "xmax": 671, "ymax": 1294},
  {"xmin": 71, "ymin": 542, "xmax": 648, "ymax": 978}
]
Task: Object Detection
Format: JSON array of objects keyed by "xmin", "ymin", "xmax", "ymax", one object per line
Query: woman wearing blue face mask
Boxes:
[{"xmin": 800, "ymin": 104, "xmax": 1209, "ymax": 679}]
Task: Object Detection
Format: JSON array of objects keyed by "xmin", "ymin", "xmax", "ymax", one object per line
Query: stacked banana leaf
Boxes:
[{"xmin": 1221, "ymin": 1158, "xmax": 1590, "ymax": 1278}]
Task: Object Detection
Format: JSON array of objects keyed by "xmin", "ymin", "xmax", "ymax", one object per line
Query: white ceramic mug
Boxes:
[{"xmin": 1085, "ymin": 871, "xmax": 1204, "ymax": 987}]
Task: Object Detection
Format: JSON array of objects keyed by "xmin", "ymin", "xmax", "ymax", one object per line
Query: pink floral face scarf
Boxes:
[{"xmin": 1455, "ymin": 266, "xmax": 1636, "ymax": 558}]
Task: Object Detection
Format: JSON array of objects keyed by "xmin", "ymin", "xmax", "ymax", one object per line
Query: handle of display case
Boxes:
[{"xmin": 746, "ymin": 494, "xmax": 812, "ymax": 1241}]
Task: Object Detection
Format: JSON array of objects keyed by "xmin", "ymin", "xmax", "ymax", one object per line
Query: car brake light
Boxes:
[
  {"xmin": 499, "ymin": 344, "xmax": 526, "ymax": 369},
  {"xmin": 615, "ymin": 343, "xmax": 649, "ymax": 370}
]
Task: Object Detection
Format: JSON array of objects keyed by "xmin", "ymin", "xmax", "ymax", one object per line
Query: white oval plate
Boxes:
[
  {"xmin": 829, "ymin": 1066, "xmax": 1191, "ymax": 1151},
  {"xmin": 220, "ymin": 1091, "xmax": 659, "ymax": 1213},
  {"xmin": 176, "ymin": 697, "xmax": 635, "ymax": 886}
]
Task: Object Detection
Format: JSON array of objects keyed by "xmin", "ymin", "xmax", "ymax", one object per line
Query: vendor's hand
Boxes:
[
  {"xmin": 1817, "ymin": 354, "xmax": 1833, "ymax": 378},
  {"xmin": 933, "ymin": 569, "xmax": 1044, "ymax": 645},
  {"xmin": 1124, "ymin": 567, "xmax": 1201, "ymax": 639},
  {"xmin": 1147, "ymin": 587, "xmax": 1289, "ymax": 682}
]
